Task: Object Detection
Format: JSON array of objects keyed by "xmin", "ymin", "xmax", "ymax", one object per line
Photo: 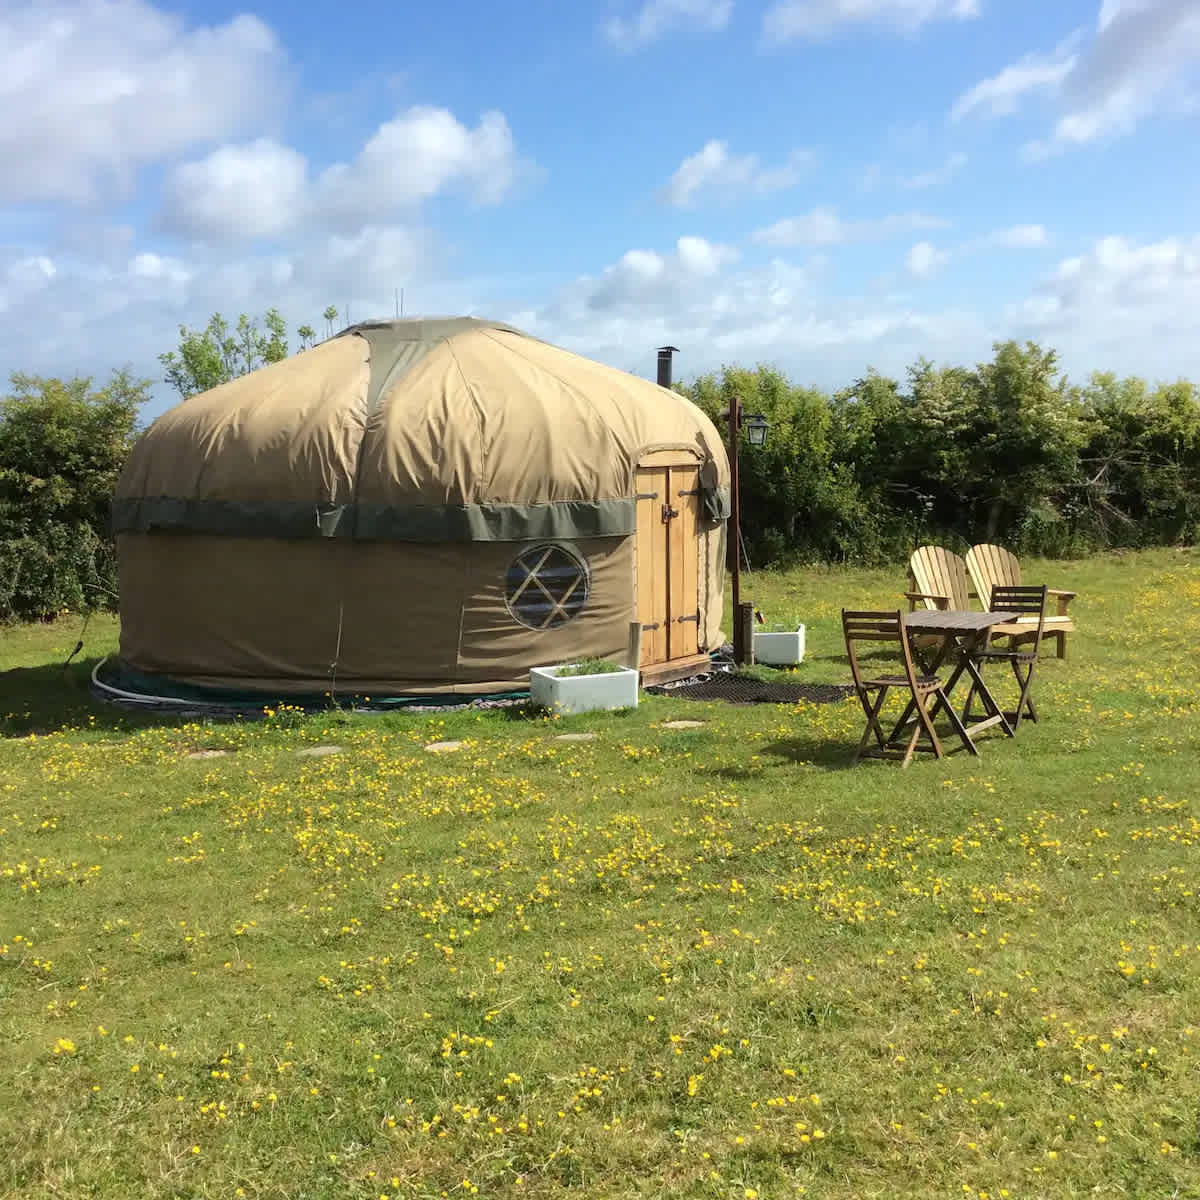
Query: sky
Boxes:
[{"xmin": 2, "ymin": 0, "xmax": 1199, "ymax": 415}]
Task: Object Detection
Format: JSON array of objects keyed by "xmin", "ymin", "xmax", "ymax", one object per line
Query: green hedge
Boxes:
[
  {"xmin": 0, "ymin": 371, "xmax": 147, "ymax": 622},
  {"xmin": 683, "ymin": 340, "xmax": 1200, "ymax": 566}
]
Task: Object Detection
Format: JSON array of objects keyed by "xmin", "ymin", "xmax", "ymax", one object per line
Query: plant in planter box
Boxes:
[{"xmin": 529, "ymin": 658, "xmax": 639, "ymax": 714}]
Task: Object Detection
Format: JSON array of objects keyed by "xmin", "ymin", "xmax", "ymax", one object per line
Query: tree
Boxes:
[
  {"xmin": 0, "ymin": 370, "xmax": 149, "ymax": 620},
  {"xmin": 297, "ymin": 324, "xmax": 316, "ymax": 350},
  {"xmin": 684, "ymin": 365, "xmax": 844, "ymax": 564},
  {"xmin": 159, "ymin": 309, "xmax": 289, "ymax": 399},
  {"xmin": 829, "ymin": 369, "xmax": 942, "ymax": 559},
  {"xmin": 1074, "ymin": 372, "xmax": 1200, "ymax": 546},
  {"xmin": 323, "ymin": 305, "xmax": 340, "ymax": 339},
  {"xmin": 960, "ymin": 341, "xmax": 1083, "ymax": 544}
]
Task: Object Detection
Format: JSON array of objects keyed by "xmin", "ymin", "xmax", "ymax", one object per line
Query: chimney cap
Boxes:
[{"xmin": 657, "ymin": 345, "xmax": 680, "ymax": 354}]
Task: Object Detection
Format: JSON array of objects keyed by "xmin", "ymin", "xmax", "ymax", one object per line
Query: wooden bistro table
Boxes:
[{"xmin": 902, "ymin": 610, "xmax": 1016, "ymax": 752}]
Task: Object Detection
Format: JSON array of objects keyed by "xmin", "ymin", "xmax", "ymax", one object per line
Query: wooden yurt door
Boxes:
[{"xmin": 635, "ymin": 460, "xmax": 700, "ymax": 667}]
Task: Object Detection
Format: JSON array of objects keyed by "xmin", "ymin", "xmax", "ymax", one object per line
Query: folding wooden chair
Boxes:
[
  {"xmin": 842, "ymin": 609, "xmax": 973, "ymax": 767},
  {"xmin": 963, "ymin": 584, "xmax": 1048, "ymax": 731}
]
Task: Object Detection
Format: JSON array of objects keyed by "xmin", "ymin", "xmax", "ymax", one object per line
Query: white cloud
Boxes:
[
  {"xmin": 530, "ymin": 229, "xmax": 1200, "ymax": 391},
  {"xmin": 1095, "ymin": 0, "xmax": 1153, "ymax": 32},
  {"xmin": 0, "ymin": 222, "xmax": 446, "ymax": 388},
  {"xmin": 1016, "ymin": 234, "xmax": 1200, "ymax": 328},
  {"xmin": 316, "ymin": 107, "xmax": 521, "ymax": 223},
  {"xmin": 954, "ymin": 0, "xmax": 1200, "ymax": 153},
  {"xmin": 161, "ymin": 139, "xmax": 308, "ymax": 240},
  {"xmin": 605, "ymin": 0, "xmax": 732, "ymax": 49},
  {"xmin": 159, "ymin": 108, "xmax": 525, "ymax": 241},
  {"xmin": 523, "ymin": 242, "xmax": 985, "ymax": 386},
  {"xmin": 752, "ymin": 207, "xmax": 949, "ymax": 247},
  {"xmin": 660, "ymin": 140, "xmax": 813, "ymax": 206},
  {"xmin": 0, "ymin": 0, "xmax": 286, "ymax": 204},
  {"xmin": 1008, "ymin": 234, "xmax": 1200, "ymax": 375},
  {"xmin": 5, "ymin": 224, "xmax": 1197, "ymax": 418},
  {"xmin": 129, "ymin": 252, "xmax": 191, "ymax": 284},
  {"xmin": 676, "ymin": 235, "xmax": 740, "ymax": 275},
  {"xmin": 575, "ymin": 236, "xmax": 739, "ymax": 311},
  {"xmin": 900, "ymin": 151, "xmax": 968, "ymax": 190},
  {"xmin": 763, "ymin": 0, "xmax": 979, "ymax": 42},
  {"xmin": 299, "ymin": 227, "xmax": 430, "ymax": 298},
  {"xmin": 951, "ymin": 49, "xmax": 1077, "ymax": 120},
  {"xmin": 0, "ymin": 255, "xmax": 59, "ymax": 319},
  {"xmin": 5, "ymin": 256, "xmax": 57, "ymax": 286},
  {"xmin": 899, "ymin": 224, "xmax": 1049, "ymax": 279},
  {"xmin": 906, "ymin": 241, "xmax": 950, "ymax": 278}
]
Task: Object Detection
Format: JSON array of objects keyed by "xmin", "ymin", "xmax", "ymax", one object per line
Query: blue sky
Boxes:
[{"xmin": 2, "ymin": 0, "xmax": 1199, "ymax": 414}]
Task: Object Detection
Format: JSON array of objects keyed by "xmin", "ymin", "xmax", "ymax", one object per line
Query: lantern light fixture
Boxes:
[{"xmin": 744, "ymin": 413, "xmax": 768, "ymax": 446}]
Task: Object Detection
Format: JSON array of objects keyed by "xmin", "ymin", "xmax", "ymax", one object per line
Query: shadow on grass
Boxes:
[
  {"xmin": 758, "ymin": 721, "xmax": 983, "ymax": 771},
  {"xmin": 756, "ymin": 736, "xmax": 859, "ymax": 771},
  {"xmin": 0, "ymin": 657, "xmax": 191, "ymax": 737}
]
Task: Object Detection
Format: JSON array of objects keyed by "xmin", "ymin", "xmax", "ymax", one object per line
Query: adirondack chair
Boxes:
[
  {"xmin": 905, "ymin": 546, "xmax": 974, "ymax": 612},
  {"xmin": 965, "ymin": 544, "xmax": 1075, "ymax": 659}
]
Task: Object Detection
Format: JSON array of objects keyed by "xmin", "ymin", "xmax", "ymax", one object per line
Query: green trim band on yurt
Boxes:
[
  {"xmin": 110, "ymin": 318, "xmax": 730, "ymax": 700},
  {"xmin": 111, "ymin": 497, "xmax": 639, "ymax": 541}
]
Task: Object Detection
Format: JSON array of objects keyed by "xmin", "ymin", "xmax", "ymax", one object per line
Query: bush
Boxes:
[
  {"xmin": 680, "ymin": 343, "xmax": 1200, "ymax": 568},
  {"xmin": 0, "ymin": 370, "xmax": 147, "ymax": 621}
]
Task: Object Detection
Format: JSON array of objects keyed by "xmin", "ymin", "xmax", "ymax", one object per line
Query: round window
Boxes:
[{"xmin": 505, "ymin": 543, "xmax": 590, "ymax": 630}]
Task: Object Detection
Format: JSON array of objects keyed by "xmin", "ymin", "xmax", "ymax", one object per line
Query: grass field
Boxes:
[{"xmin": 2, "ymin": 549, "xmax": 1198, "ymax": 1199}]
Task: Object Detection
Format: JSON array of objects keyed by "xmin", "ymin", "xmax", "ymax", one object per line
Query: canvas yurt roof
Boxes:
[
  {"xmin": 106, "ymin": 319, "xmax": 730, "ymax": 707},
  {"xmin": 115, "ymin": 318, "xmax": 728, "ymax": 542}
]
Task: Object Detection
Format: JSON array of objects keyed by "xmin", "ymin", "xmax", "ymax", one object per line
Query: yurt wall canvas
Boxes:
[{"xmin": 113, "ymin": 319, "xmax": 730, "ymax": 697}]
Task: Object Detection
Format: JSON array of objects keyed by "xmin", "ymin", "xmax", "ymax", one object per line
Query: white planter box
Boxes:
[
  {"xmin": 753, "ymin": 626, "xmax": 806, "ymax": 666},
  {"xmin": 529, "ymin": 664, "xmax": 640, "ymax": 714}
]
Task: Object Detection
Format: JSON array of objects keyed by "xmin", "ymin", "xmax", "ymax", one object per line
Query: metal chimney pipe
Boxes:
[{"xmin": 656, "ymin": 345, "xmax": 679, "ymax": 389}]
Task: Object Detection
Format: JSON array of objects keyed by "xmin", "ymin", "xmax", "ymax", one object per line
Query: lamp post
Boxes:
[{"xmin": 724, "ymin": 397, "xmax": 768, "ymax": 664}]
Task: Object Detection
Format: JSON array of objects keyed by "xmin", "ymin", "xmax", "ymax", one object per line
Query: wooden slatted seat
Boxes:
[{"xmin": 965, "ymin": 544, "xmax": 1075, "ymax": 659}]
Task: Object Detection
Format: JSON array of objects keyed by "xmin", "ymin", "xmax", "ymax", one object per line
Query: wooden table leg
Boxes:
[
  {"xmin": 956, "ymin": 632, "xmax": 1015, "ymax": 739},
  {"xmin": 923, "ymin": 646, "xmax": 980, "ymax": 753}
]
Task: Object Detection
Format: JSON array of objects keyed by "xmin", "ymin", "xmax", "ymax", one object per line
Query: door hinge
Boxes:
[
  {"xmin": 676, "ymin": 613, "xmax": 699, "ymax": 624},
  {"xmin": 641, "ymin": 622, "xmax": 661, "ymax": 631},
  {"xmin": 636, "ymin": 491, "xmax": 659, "ymax": 500},
  {"xmin": 677, "ymin": 488, "xmax": 701, "ymax": 497},
  {"xmin": 661, "ymin": 503, "xmax": 679, "ymax": 523}
]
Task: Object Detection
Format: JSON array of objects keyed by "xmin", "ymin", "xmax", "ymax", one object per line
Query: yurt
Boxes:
[{"xmin": 109, "ymin": 319, "xmax": 731, "ymax": 701}]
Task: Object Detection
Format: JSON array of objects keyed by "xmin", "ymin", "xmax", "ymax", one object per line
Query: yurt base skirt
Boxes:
[{"xmin": 92, "ymin": 658, "xmax": 533, "ymax": 714}]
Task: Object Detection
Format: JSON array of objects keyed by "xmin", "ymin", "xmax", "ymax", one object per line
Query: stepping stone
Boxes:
[
  {"xmin": 554, "ymin": 732, "xmax": 598, "ymax": 742},
  {"xmin": 661, "ymin": 720, "xmax": 706, "ymax": 730},
  {"xmin": 424, "ymin": 740, "xmax": 464, "ymax": 753},
  {"xmin": 297, "ymin": 744, "xmax": 344, "ymax": 757},
  {"xmin": 186, "ymin": 749, "xmax": 229, "ymax": 759}
]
